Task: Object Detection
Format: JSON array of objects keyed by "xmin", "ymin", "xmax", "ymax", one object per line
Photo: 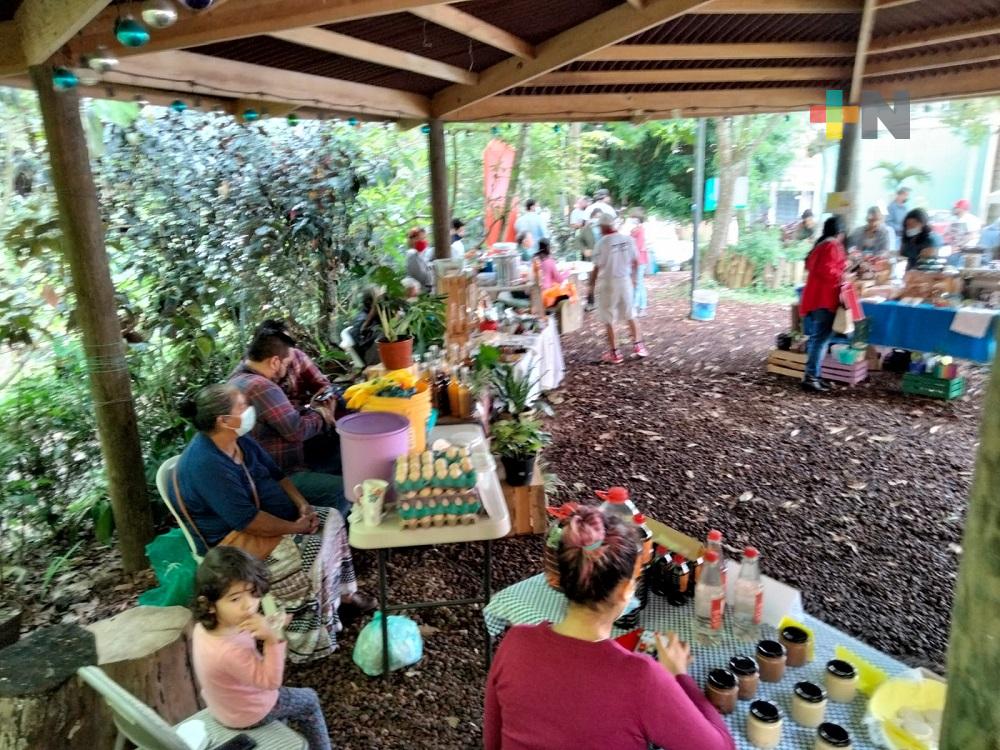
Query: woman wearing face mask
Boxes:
[
  {"xmin": 800, "ymin": 216, "xmax": 848, "ymax": 393},
  {"xmin": 899, "ymin": 208, "xmax": 943, "ymax": 270},
  {"xmin": 170, "ymin": 383, "xmax": 374, "ymax": 663},
  {"xmin": 484, "ymin": 506, "xmax": 735, "ymax": 750},
  {"xmin": 405, "ymin": 226, "xmax": 434, "ymax": 293}
]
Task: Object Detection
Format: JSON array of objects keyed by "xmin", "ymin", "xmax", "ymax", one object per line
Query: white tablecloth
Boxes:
[{"xmin": 499, "ymin": 323, "xmax": 565, "ymax": 397}]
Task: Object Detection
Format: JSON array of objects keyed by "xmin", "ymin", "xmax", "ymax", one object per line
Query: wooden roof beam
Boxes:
[
  {"xmin": 409, "ymin": 6, "xmax": 535, "ymax": 60},
  {"xmin": 270, "ymin": 27, "xmax": 477, "ymax": 85},
  {"xmin": 582, "ymin": 42, "xmax": 856, "ymax": 61},
  {"xmin": 15, "ymin": 0, "xmax": 110, "ymax": 66},
  {"xmin": 431, "ymin": 0, "xmax": 713, "ymax": 118},
  {"xmin": 68, "ymin": 0, "xmax": 448, "ymax": 60},
  {"xmin": 870, "ymin": 17, "xmax": 1000, "ymax": 54},
  {"xmin": 536, "ymin": 66, "xmax": 850, "ymax": 86},
  {"xmin": 867, "ymin": 64, "xmax": 1000, "ymax": 101},
  {"xmin": 849, "ymin": 0, "xmax": 878, "ymax": 103},
  {"xmin": 866, "ymin": 46, "xmax": 1000, "ymax": 78},
  {"xmin": 106, "ymin": 50, "xmax": 430, "ymax": 119},
  {"xmin": 701, "ymin": 0, "xmax": 861, "ymax": 12},
  {"xmin": 0, "ymin": 21, "xmax": 26, "ymax": 76}
]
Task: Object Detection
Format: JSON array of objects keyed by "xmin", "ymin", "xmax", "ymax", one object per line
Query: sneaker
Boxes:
[
  {"xmin": 800, "ymin": 376, "xmax": 829, "ymax": 393},
  {"xmin": 602, "ymin": 350, "xmax": 624, "ymax": 364},
  {"xmin": 633, "ymin": 342, "xmax": 649, "ymax": 358}
]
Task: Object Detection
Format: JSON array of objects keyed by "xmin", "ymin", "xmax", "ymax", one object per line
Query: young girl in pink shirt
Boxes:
[{"xmin": 191, "ymin": 546, "xmax": 331, "ymax": 750}]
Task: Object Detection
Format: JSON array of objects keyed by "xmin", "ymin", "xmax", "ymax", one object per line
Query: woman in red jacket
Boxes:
[{"xmin": 799, "ymin": 216, "xmax": 847, "ymax": 393}]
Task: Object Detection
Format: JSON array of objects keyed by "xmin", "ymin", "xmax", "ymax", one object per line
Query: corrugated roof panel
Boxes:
[
  {"xmin": 453, "ymin": 0, "xmax": 621, "ymax": 46},
  {"xmin": 874, "ymin": 0, "xmax": 1000, "ymax": 37},
  {"xmin": 192, "ymin": 36, "xmax": 447, "ymax": 96},
  {"xmin": 564, "ymin": 57, "xmax": 855, "ymax": 72},
  {"xmin": 507, "ymin": 79, "xmax": 848, "ymax": 96},
  {"xmin": 627, "ymin": 13, "xmax": 860, "ymax": 45}
]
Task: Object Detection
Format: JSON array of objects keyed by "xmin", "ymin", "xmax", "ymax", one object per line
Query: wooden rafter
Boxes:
[
  {"xmin": 269, "ymin": 27, "xmax": 478, "ymax": 85},
  {"xmin": 582, "ymin": 42, "xmax": 856, "ymax": 61},
  {"xmin": 15, "ymin": 0, "xmax": 109, "ymax": 66},
  {"xmin": 409, "ymin": 6, "xmax": 535, "ymax": 60},
  {"xmin": 67, "ymin": 0, "xmax": 448, "ymax": 62},
  {"xmin": 701, "ymin": 0, "xmax": 861, "ymax": 12},
  {"xmin": 430, "ymin": 0, "xmax": 712, "ymax": 118},
  {"xmin": 849, "ymin": 0, "xmax": 878, "ymax": 103},
  {"xmin": 867, "ymin": 64, "xmax": 1000, "ymax": 101},
  {"xmin": 107, "ymin": 50, "xmax": 430, "ymax": 119},
  {"xmin": 0, "ymin": 21, "xmax": 25, "ymax": 77},
  {"xmin": 870, "ymin": 17, "xmax": 1000, "ymax": 54},
  {"xmin": 876, "ymin": 0, "xmax": 921, "ymax": 7},
  {"xmin": 866, "ymin": 46, "xmax": 1000, "ymax": 78},
  {"xmin": 536, "ymin": 66, "xmax": 850, "ymax": 86}
]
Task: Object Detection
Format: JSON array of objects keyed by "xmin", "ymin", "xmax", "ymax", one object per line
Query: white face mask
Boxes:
[
  {"xmin": 227, "ymin": 406, "xmax": 256, "ymax": 437},
  {"xmin": 905, "ymin": 227, "xmax": 921, "ymax": 238}
]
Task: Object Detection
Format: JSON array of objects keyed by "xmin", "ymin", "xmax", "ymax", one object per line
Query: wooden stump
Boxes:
[
  {"xmin": 0, "ymin": 624, "xmax": 102, "ymax": 750},
  {"xmin": 501, "ymin": 463, "xmax": 546, "ymax": 536}
]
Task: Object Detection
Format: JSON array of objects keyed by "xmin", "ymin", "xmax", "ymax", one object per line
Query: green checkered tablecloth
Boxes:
[{"xmin": 484, "ymin": 574, "xmax": 910, "ymax": 750}]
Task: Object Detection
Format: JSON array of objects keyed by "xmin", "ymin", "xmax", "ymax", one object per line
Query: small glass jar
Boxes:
[
  {"xmin": 815, "ymin": 722, "xmax": 852, "ymax": 749},
  {"xmin": 825, "ymin": 659, "xmax": 858, "ymax": 703},
  {"xmin": 780, "ymin": 625, "xmax": 811, "ymax": 667},
  {"xmin": 705, "ymin": 668, "xmax": 738, "ymax": 715},
  {"xmin": 746, "ymin": 700, "xmax": 783, "ymax": 749},
  {"xmin": 791, "ymin": 681, "xmax": 828, "ymax": 728},
  {"xmin": 729, "ymin": 655, "xmax": 760, "ymax": 700},
  {"xmin": 755, "ymin": 639, "xmax": 787, "ymax": 683}
]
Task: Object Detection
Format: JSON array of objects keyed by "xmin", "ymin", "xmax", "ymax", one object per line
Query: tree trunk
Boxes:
[
  {"xmin": 939, "ymin": 346, "xmax": 1000, "ymax": 747},
  {"xmin": 30, "ymin": 65, "xmax": 153, "ymax": 572},
  {"xmin": 499, "ymin": 124, "xmax": 530, "ymax": 241},
  {"xmin": 988, "ymin": 126, "xmax": 1000, "ymax": 224},
  {"xmin": 834, "ymin": 121, "xmax": 861, "ymax": 228},
  {"xmin": 705, "ymin": 117, "xmax": 736, "ymax": 280},
  {"xmin": 449, "ymin": 129, "xmax": 459, "ymax": 218},
  {"xmin": 427, "ymin": 119, "xmax": 450, "ymax": 261}
]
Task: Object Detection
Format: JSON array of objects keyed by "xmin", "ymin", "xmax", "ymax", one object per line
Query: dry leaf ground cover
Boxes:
[{"xmin": 22, "ymin": 273, "xmax": 985, "ymax": 749}]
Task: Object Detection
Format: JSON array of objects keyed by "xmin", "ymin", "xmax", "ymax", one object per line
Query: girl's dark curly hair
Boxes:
[{"xmin": 192, "ymin": 546, "xmax": 271, "ymax": 629}]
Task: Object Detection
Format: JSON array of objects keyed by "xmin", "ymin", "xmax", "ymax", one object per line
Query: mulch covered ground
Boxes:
[{"xmin": 25, "ymin": 273, "xmax": 985, "ymax": 749}]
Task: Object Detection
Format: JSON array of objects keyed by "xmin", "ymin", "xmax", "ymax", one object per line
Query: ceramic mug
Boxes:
[{"xmin": 354, "ymin": 478, "xmax": 388, "ymax": 526}]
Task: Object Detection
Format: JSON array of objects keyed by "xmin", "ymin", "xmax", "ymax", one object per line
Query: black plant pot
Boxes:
[{"xmin": 500, "ymin": 454, "xmax": 536, "ymax": 487}]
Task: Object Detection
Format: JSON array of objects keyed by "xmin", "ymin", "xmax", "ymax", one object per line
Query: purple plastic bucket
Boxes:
[{"xmin": 337, "ymin": 412, "xmax": 411, "ymax": 502}]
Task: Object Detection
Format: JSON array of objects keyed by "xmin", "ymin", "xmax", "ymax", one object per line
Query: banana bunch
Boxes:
[{"xmin": 344, "ymin": 369, "xmax": 419, "ymax": 410}]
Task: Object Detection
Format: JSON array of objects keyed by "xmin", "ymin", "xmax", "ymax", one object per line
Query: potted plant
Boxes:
[
  {"xmin": 375, "ymin": 299, "xmax": 415, "ymax": 371},
  {"xmin": 491, "ymin": 417, "xmax": 550, "ymax": 487},
  {"xmin": 490, "ymin": 364, "xmax": 552, "ymax": 421}
]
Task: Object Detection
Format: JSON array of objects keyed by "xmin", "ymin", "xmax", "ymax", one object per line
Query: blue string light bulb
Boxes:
[
  {"xmin": 114, "ymin": 17, "xmax": 150, "ymax": 48},
  {"xmin": 421, "ymin": 124, "xmax": 431, "ymax": 134},
  {"xmin": 348, "ymin": 117, "xmax": 359, "ymax": 127},
  {"xmin": 179, "ymin": 0, "xmax": 216, "ymax": 9},
  {"xmin": 491, "ymin": 126, "xmax": 499, "ymax": 135},
  {"xmin": 52, "ymin": 67, "xmax": 79, "ymax": 91},
  {"xmin": 170, "ymin": 99, "xmax": 188, "ymax": 113},
  {"xmin": 242, "ymin": 108, "xmax": 260, "ymax": 122},
  {"xmin": 553, "ymin": 124, "xmax": 561, "ymax": 133}
]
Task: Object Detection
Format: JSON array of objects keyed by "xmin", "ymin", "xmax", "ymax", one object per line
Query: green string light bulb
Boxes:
[
  {"xmin": 287, "ymin": 112, "xmax": 300, "ymax": 126},
  {"xmin": 553, "ymin": 124, "xmax": 561, "ymax": 133},
  {"xmin": 114, "ymin": 17, "xmax": 151, "ymax": 48}
]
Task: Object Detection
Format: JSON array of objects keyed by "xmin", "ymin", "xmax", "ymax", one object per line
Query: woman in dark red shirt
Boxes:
[
  {"xmin": 484, "ymin": 506, "xmax": 735, "ymax": 750},
  {"xmin": 799, "ymin": 216, "xmax": 848, "ymax": 393}
]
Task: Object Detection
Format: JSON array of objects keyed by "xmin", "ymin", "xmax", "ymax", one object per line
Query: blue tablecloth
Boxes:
[
  {"xmin": 485, "ymin": 574, "xmax": 912, "ymax": 750},
  {"xmin": 862, "ymin": 301, "xmax": 998, "ymax": 363}
]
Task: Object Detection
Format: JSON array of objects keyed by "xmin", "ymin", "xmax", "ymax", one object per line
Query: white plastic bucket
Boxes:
[{"xmin": 691, "ymin": 289, "xmax": 719, "ymax": 321}]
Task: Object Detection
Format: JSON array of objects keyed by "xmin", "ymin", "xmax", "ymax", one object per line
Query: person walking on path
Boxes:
[
  {"xmin": 799, "ymin": 216, "xmax": 848, "ymax": 393},
  {"xmin": 886, "ymin": 187, "xmax": 911, "ymax": 246},
  {"xmin": 627, "ymin": 208, "xmax": 650, "ymax": 317},
  {"xmin": 591, "ymin": 214, "xmax": 648, "ymax": 363}
]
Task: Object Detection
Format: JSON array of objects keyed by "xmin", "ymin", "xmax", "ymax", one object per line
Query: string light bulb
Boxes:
[
  {"xmin": 52, "ymin": 67, "xmax": 79, "ymax": 90},
  {"xmin": 114, "ymin": 17, "xmax": 150, "ymax": 48},
  {"xmin": 242, "ymin": 108, "xmax": 260, "ymax": 122},
  {"xmin": 421, "ymin": 123, "xmax": 431, "ymax": 134},
  {"xmin": 348, "ymin": 117, "xmax": 359, "ymax": 127},
  {"xmin": 179, "ymin": 0, "xmax": 216, "ymax": 9},
  {"xmin": 170, "ymin": 99, "xmax": 188, "ymax": 113},
  {"xmin": 287, "ymin": 112, "xmax": 300, "ymax": 126},
  {"xmin": 141, "ymin": 0, "xmax": 178, "ymax": 29},
  {"xmin": 88, "ymin": 46, "xmax": 119, "ymax": 73}
]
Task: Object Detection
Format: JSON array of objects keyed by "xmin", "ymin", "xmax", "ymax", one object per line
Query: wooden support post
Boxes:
[
  {"xmin": 940, "ymin": 348, "xmax": 1000, "ymax": 747},
  {"xmin": 427, "ymin": 119, "xmax": 450, "ymax": 261},
  {"xmin": 30, "ymin": 66, "xmax": 154, "ymax": 572},
  {"xmin": 833, "ymin": 120, "xmax": 860, "ymax": 227}
]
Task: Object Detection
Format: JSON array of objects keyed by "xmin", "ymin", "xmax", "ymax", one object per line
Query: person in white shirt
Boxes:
[
  {"xmin": 951, "ymin": 198, "xmax": 982, "ymax": 248},
  {"xmin": 590, "ymin": 214, "xmax": 648, "ymax": 364},
  {"xmin": 588, "ymin": 189, "xmax": 618, "ymax": 224},
  {"xmin": 515, "ymin": 199, "xmax": 548, "ymax": 244},
  {"xmin": 569, "ymin": 196, "xmax": 591, "ymax": 230},
  {"xmin": 450, "ymin": 218, "xmax": 466, "ymax": 260}
]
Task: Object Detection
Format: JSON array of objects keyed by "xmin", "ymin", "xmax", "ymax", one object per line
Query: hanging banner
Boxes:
[
  {"xmin": 704, "ymin": 176, "xmax": 749, "ymax": 212},
  {"xmin": 483, "ymin": 138, "xmax": 519, "ymax": 247}
]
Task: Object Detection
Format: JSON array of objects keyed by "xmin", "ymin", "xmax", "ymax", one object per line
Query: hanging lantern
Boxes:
[
  {"xmin": 348, "ymin": 117, "xmax": 359, "ymax": 127},
  {"xmin": 179, "ymin": 0, "xmax": 216, "ymax": 9},
  {"xmin": 242, "ymin": 108, "xmax": 260, "ymax": 122},
  {"xmin": 52, "ymin": 67, "xmax": 79, "ymax": 90},
  {"xmin": 420, "ymin": 124, "xmax": 431, "ymax": 134},
  {"xmin": 88, "ymin": 46, "xmax": 119, "ymax": 73},
  {"xmin": 141, "ymin": 0, "xmax": 179, "ymax": 29},
  {"xmin": 115, "ymin": 17, "xmax": 151, "ymax": 48},
  {"xmin": 286, "ymin": 112, "xmax": 300, "ymax": 126},
  {"xmin": 170, "ymin": 99, "xmax": 188, "ymax": 113}
]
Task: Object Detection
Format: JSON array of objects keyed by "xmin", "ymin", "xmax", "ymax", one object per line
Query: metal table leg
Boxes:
[
  {"xmin": 378, "ymin": 548, "xmax": 390, "ymax": 677},
  {"xmin": 483, "ymin": 540, "xmax": 493, "ymax": 670}
]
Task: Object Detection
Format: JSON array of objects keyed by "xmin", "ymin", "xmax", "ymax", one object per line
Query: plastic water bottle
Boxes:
[
  {"xmin": 695, "ymin": 550, "xmax": 726, "ymax": 645},
  {"xmin": 706, "ymin": 529, "xmax": 728, "ymax": 591},
  {"xmin": 733, "ymin": 546, "xmax": 764, "ymax": 641},
  {"xmin": 596, "ymin": 486, "xmax": 639, "ymax": 524}
]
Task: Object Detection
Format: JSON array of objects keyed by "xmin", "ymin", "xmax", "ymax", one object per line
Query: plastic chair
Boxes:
[
  {"xmin": 156, "ymin": 455, "xmax": 202, "ymax": 563},
  {"xmin": 339, "ymin": 326, "xmax": 365, "ymax": 370},
  {"xmin": 78, "ymin": 666, "xmax": 306, "ymax": 750}
]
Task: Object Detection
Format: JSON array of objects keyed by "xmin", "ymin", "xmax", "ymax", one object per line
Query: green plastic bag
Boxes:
[
  {"xmin": 352, "ymin": 612, "xmax": 423, "ymax": 676},
  {"xmin": 138, "ymin": 528, "xmax": 198, "ymax": 607}
]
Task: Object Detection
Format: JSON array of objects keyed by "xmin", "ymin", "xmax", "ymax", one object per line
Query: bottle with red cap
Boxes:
[
  {"xmin": 733, "ymin": 546, "xmax": 764, "ymax": 640},
  {"xmin": 706, "ymin": 529, "xmax": 729, "ymax": 590},
  {"xmin": 695, "ymin": 550, "xmax": 725, "ymax": 645},
  {"xmin": 595, "ymin": 486, "xmax": 639, "ymax": 525}
]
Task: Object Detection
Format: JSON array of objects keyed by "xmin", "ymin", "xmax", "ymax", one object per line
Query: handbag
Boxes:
[
  {"xmin": 833, "ymin": 305, "xmax": 855, "ymax": 336},
  {"xmin": 171, "ymin": 462, "xmax": 282, "ymax": 560}
]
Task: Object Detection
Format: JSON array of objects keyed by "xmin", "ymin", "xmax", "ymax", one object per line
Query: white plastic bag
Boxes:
[
  {"xmin": 352, "ymin": 612, "xmax": 423, "ymax": 676},
  {"xmin": 833, "ymin": 306, "xmax": 855, "ymax": 335}
]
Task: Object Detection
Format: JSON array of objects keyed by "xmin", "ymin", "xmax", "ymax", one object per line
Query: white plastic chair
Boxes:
[
  {"xmin": 339, "ymin": 326, "xmax": 365, "ymax": 370},
  {"xmin": 78, "ymin": 666, "xmax": 306, "ymax": 750},
  {"xmin": 156, "ymin": 455, "xmax": 202, "ymax": 563}
]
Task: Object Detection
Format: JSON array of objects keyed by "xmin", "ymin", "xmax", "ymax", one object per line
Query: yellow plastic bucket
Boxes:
[{"xmin": 361, "ymin": 382, "xmax": 432, "ymax": 453}]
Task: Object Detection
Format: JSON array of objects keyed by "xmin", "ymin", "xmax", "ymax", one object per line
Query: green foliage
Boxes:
[
  {"xmin": 406, "ymin": 295, "xmax": 446, "ymax": 354},
  {"xmin": 731, "ymin": 227, "xmax": 810, "ymax": 274},
  {"xmin": 490, "ymin": 417, "xmax": 550, "ymax": 458},
  {"xmin": 872, "ymin": 161, "xmax": 932, "ymax": 191},
  {"xmin": 941, "ymin": 97, "xmax": 1000, "ymax": 146}
]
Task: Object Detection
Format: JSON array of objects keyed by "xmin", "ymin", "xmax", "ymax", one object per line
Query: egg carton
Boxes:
[
  {"xmin": 397, "ymin": 490, "xmax": 484, "ymax": 530},
  {"xmin": 393, "ymin": 447, "xmax": 477, "ymax": 493}
]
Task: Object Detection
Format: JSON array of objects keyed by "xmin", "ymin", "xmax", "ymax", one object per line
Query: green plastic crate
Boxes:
[{"xmin": 902, "ymin": 373, "xmax": 965, "ymax": 400}]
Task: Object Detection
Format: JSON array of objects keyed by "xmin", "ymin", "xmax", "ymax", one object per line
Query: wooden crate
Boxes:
[
  {"xmin": 821, "ymin": 357, "xmax": 868, "ymax": 385},
  {"xmin": 902, "ymin": 373, "xmax": 966, "ymax": 400},
  {"xmin": 500, "ymin": 462, "xmax": 546, "ymax": 536},
  {"xmin": 766, "ymin": 349, "xmax": 807, "ymax": 379},
  {"xmin": 766, "ymin": 349, "xmax": 868, "ymax": 386}
]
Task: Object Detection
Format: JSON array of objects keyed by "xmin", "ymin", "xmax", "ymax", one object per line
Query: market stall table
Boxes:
[
  {"xmin": 861, "ymin": 300, "xmax": 1000, "ymax": 363},
  {"xmin": 349, "ymin": 424, "xmax": 511, "ymax": 675},
  {"xmin": 494, "ymin": 323, "xmax": 566, "ymax": 396},
  {"xmin": 484, "ymin": 574, "xmax": 911, "ymax": 750}
]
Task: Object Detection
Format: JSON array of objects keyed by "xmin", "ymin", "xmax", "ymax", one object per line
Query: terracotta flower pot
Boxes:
[{"xmin": 377, "ymin": 336, "xmax": 414, "ymax": 371}]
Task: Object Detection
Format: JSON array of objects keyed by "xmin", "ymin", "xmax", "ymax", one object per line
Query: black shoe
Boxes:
[{"xmin": 801, "ymin": 376, "xmax": 829, "ymax": 393}]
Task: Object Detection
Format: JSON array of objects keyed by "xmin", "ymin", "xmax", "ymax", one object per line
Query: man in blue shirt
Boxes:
[
  {"xmin": 515, "ymin": 199, "xmax": 548, "ymax": 243},
  {"xmin": 886, "ymin": 187, "xmax": 911, "ymax": 247}
]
